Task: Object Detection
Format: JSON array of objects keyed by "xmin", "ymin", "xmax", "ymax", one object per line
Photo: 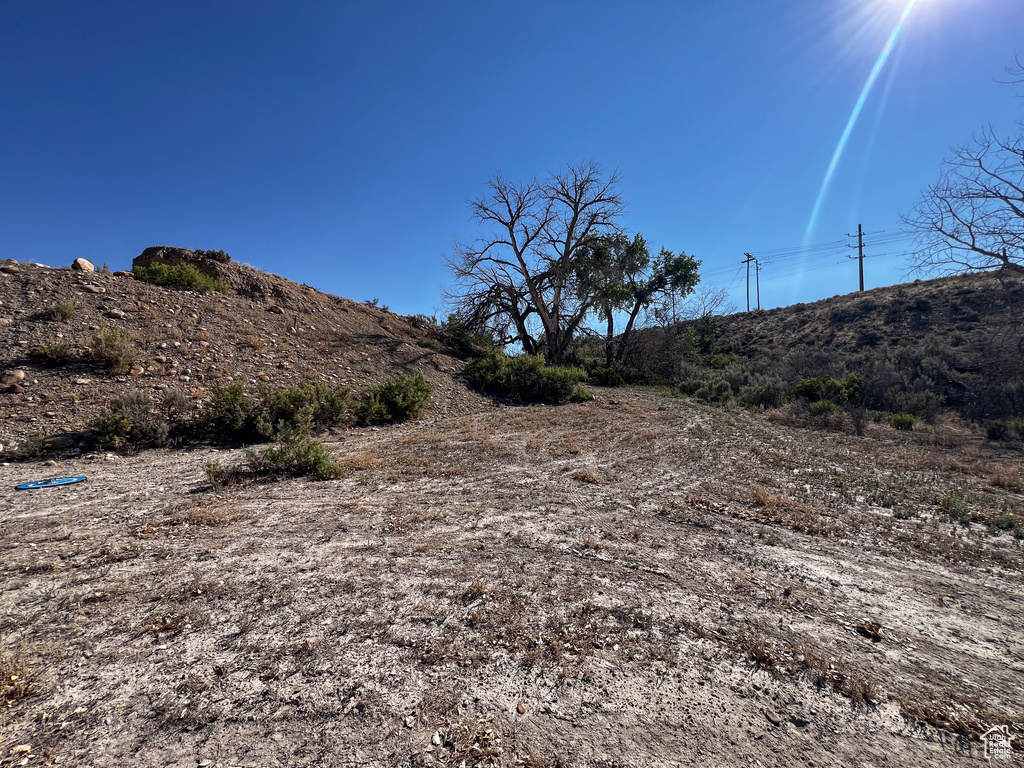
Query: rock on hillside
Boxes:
[{"xmin": 0, "ymin": 253, "xmax": 484, "ymax": 453}]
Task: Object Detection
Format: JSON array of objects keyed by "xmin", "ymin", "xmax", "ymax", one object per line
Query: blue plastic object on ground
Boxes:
[{"xmin": 15, "ymin": 476, "xmax": 87, "ymax": 490}]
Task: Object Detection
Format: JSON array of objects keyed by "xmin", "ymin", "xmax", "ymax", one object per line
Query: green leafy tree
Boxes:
[{"xmin": 578, "ymin": 234, "xmax": 701, "ymax": 365}]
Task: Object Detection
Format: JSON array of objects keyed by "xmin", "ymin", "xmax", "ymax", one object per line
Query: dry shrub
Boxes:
[
  {"xmin": 462, "ymin": 578, "xmax": 488, "ymax": 602},
  {"xmin": 1, "ymin": 650, "xmax": 39, "ymax": 705},
  {"xmin": 899, "ymin": 689, "xmax": 1003, "ymax": 739},
  {"xmin": 571, "ymin": 468, "xmax": 604, "ymax": 484},
  {"xmin": 749, "ymin": 485, "xmax": 827, "ymax": 533},
  {"xmin": 166, "ymin": 506, "xmax": 233, "ymax": 527},
  {"xmin": 744, "ymin": 634, "xmax": 776, "ymax": 667},
  {"xmin": 344, "ymin": 452, "xmax": 380, "ymax": 470},
  {"xmin": 752, "ymin": 485, "xmax": 781, "ymax": 508},
  {"xmin": 990, "ymin": 465, "xmax": 1022, "ymax": 490}
]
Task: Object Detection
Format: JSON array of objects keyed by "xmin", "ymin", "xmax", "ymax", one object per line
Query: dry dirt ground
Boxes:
[{"xmin": 2, "ymin": 388, "xmax": 1023, "ymax": 767}]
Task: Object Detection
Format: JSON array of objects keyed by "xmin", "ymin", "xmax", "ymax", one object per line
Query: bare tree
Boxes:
[
  {"xmin": 445, "ymin": 161, "xmax": 624, "ymax": 364},
  {"xmin": 905, "ymin": 63, "xmax": 1024, "ymax": 276}
]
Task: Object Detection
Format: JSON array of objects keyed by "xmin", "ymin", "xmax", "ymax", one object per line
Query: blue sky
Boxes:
[{"xmin": 1, "ymin": 1, "xmax": 1021, "ymax": 315}]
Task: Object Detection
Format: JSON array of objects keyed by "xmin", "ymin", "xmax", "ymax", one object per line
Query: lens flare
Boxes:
[{"xmin": 804, "ymin": 0, "xmax": 918, "ymax": 241}]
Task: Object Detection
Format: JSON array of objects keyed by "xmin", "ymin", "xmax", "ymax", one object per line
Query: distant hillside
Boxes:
[
  {"xmin": 0, "ymin": 249, "xmax": 483, "ymax": 454},
  {"xmin": 626, "ymin": 270, "xmax": 1024, "ymax": 422}
]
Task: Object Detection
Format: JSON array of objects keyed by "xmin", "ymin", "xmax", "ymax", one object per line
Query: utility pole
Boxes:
[
  {"xmin": 742, "ymin": 253, "xmax": 760, "ymax": 311},
  {"xmin": 742, "ymin": 253, "xmax": 755, "ymax": 312},
  {"xmin": 756, "ymin": 259, "xmax": 761, "ymax": 310},
  {"xmin": 858, "ymin": 223, "xmax": 864, "ymax": 292},
  {"xmin": 846, "ymin": 224, "xmax": 865, "ymax": 292}
]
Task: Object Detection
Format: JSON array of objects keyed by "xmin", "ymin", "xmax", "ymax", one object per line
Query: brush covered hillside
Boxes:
[
  {"xmin": 0, "ymin": 249, "xmax": 484, "ymax": 455},
  {"xmin": 629, "ymin": 270, "xmax": 1024, "ymax": 426}
]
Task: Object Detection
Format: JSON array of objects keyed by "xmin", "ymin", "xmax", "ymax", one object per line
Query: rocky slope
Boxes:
[{"xmin": 0, "ymin": 251, "xmax": 484, "ymax": 455}]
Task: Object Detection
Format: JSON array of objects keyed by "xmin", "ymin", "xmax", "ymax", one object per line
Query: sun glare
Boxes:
[{"xmin": 804, "ymin": 0, "xmax": 919, "ymax": 242}]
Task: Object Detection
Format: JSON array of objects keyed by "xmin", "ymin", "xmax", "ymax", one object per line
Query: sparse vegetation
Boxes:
[
  {"xmin": 133, "ymin": 262, "xmax": 226, "ymax": 293},
  {"xmin": 985, "ymin": 420, "xmax": 1010, "ymax": 441},
  {"xmin": 356, "ymin": 373, "xmax": 432, "ymax": 425},
  {"xmin": 49, "ymin": 300, "xmax": 77, "ymax": 321},
  {"xmin": 1, "ymin": 650, "xmax": 38, "ymax": 705},
  {"xmin": 888, "ymin": 413, "xmax": 916, "ymax": 431},
  {"xmin": 30, "ymin": 338, "xmax": 74, "ymax": 366},
  {"xmin": 940, "ymin": 491, "xmax": 972, "ymax": 526},
  {"xmin": 89, "ymin": 327, "xmax": 136, "ymax": 373}
]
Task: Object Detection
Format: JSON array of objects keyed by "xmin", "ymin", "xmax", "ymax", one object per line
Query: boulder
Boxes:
[
  {"xmin": 0, "ymin": 264, "xmax": 19, "ymax": 274},
  {"xmin": 41, "ymin": 434, "xmax": 75, "ymax": 450},
  {"xmin": 82, "ymin": 285, "xmax": 105, "ymax": 294},
  {"xmin": 72, "ymin": 258, "xmax": 95, "ymax": 272},
  {"xmin": 2, "ymin": 370, "xmax": 26, "ymax": 386},
  {"xmin": 7, "ymin": 384, "xmax": 25, "ymax": 394}
]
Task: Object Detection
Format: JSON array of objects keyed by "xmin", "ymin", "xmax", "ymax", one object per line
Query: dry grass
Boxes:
[
  {"xmin": 0, "ymin": 650, "xmax": 39, "ymax": 706},
  {"xmin": 570, "ymin": 468, "xmax": 604, "ymax": 484},
  {"xmin": 989, "ymin": 464, "xmax": 1022, "ymax": 490}
]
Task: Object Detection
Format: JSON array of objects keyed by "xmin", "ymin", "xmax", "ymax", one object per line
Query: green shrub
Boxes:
[
  {"xmin": 572, "ymin": 386, "xmax": 594, "ymax": 402},
  {"xmin": 259, "ymin": 382, "xmax": 352, "ymax": 435},
  {"xmin": 133, "ymin": 262, "xmax": 225, "ymax": 293},
  {"xmin": 93, "ymin": 407, "xmax": 133, "ymax": 448},
  {"xmin": 940, "ymin": 492, "xmax": 971, "ymax": 526},
  {"xmin": 31, "ymin": 339, "xmax": 75, "ymax": 366},
  {"xmin": 709, "ymin": 353, "xmax": 735, "ymax": 370},
  {"xmin": 246, "ymin": 421, "xmax": 341, "ymax": 480},
  {"xmin": 794, "ymin": 375, "xmax": 863, "ymax": 406},
  {"xmin": 738, "ymin": 378, "xmax": 786, "ymax": 409},
  {"xmin": 464, "ymin": 352, "xmax": 585, "ymax": 404},
  {"xmin": 1001, "ymin": 382, "xmax": 1024, "ymax": 418},
  {"xmin": 439, "ymin": 314, "xmax": 497, "ymax": 355},
  {"xmin": 694, "ymin": 379, "xmax": 732, "ymax": 404},
  {"xmin": 198, "ymin": 383, "xmax": 260, "ymax": 442},
  {"xmin": 810, "ymin": 400, "xmax": 840, "ymax": 417},
  {"xmin": 49, "ymin": 300, "xmax": 77, "ymax": 322},
  {"xmin": 888, "ymin": 413, "xmax": 916, "ymax": 431},
  {"xmin": 204, "ymin": 421, "xmax": 340, "ymax": 484},
  {"xmin": 985, "ymin": 420, "xmax": 1010, "ymax": 441},
  {"xmin": 92, "ymin": 388, "xmax": 176, "ymax": 448},
  {"xmin": 1010, "ymin": 417, "xmax": 1024, "ymax": 439},
  {"xmin": 90, "ymin": 328, "xmax": 135, "ymax": 373},
  {"xmin": 356, "ymin": 373, "xmax": 432, "ymax": 424},
  {"xmin": 588, "ymin": 367, "xmax": 626, "ymax": 387},
  {"xmin": 988, "ymin": 514, "xmax": 1021, "ymax": 535}
]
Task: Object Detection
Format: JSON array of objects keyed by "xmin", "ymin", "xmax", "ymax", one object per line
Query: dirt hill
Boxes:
[
  {"xmin": 710, "ymin": 270, "xmax": 1024, "ymax": 361},
  {"xmin": 0, "ymin": 251, "xmax": 485, "ymax": 454},
  {"xmin": 628, "ymin": 270, "xmax": 1024, "ymax": 421}
]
